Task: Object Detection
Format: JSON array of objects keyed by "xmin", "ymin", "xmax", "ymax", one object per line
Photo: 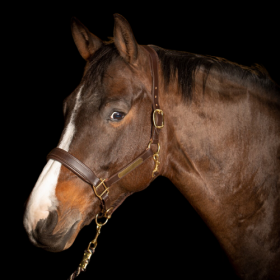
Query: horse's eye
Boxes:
[{"xmin": 110, "ymin": 112, "xmax": 125, "ymax": 121}]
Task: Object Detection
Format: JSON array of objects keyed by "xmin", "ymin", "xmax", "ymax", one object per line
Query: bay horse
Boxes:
[{"xmin": 23, "ymin": 14, "xmax": 280, "ymax": 279}]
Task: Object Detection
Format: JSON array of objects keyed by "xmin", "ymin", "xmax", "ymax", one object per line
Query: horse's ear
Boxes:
[
  {"xmin": 113, "ymin": 14, "xmax": 138, "ymax": 64},
  {"xmin": 71, "ymin": 17, "xmax": 103, "ymax": 61}
]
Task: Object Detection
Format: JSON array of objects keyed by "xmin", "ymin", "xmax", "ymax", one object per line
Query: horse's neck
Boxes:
[
  {"xmin": 160, "ymin": 68, "xmax": 280, "ymax": 277},
  {"xmin": 161, "ymin": 68, "xmax": 280, "ymax": 196}
]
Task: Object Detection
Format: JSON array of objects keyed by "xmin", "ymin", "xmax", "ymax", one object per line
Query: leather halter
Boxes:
[{"xmin": 47, "ymin": 45, "xmax": 163, "ymax": 217}]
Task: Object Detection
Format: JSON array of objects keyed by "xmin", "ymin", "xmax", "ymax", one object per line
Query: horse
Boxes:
[{"xmin": 23, "ymin": 14, "xmax": 280, "ymax": 279}]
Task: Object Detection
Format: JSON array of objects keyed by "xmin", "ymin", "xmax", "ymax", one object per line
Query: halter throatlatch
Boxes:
[{"xmin": 47, "ymin": 45, "xmax": 164, "ymax": 279}]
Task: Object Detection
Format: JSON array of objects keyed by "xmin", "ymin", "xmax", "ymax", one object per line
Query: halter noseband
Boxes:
[{"xmin": 47, "ymin": 45, "xmax": 163, "ymax": 217}]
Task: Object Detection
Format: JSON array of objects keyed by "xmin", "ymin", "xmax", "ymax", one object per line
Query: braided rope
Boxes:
[{"xmin": 68, "ymin": 267, "xmax": 81, "ymax": 280}]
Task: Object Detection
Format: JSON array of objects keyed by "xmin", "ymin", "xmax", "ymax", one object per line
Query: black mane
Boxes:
[
  {"xmin": 83, "ymin": 42, "xmax": 279, "ymax": 102},
  {"xmin": 152, "ymin": 45, "xmax": 279, "ymax": 101}
]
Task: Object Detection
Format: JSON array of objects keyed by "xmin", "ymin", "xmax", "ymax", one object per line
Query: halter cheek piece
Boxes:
[{"xmin": 47, "ymin": 46, "xmax": 164, "ymax": 217}]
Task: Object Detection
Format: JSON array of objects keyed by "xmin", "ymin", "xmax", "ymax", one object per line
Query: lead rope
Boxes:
[{"xmin": 68, "ymin": 212, "xmax": 111, "ymax": 280}]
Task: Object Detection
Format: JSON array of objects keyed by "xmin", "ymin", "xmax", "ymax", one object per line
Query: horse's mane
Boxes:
[
  {"xmin": 152, "ymin": 45, "xmax": 279, "ymax": 102},
  {"xmin": 84, "ymin": 42, "xmax": 279, "ymax": 103}
]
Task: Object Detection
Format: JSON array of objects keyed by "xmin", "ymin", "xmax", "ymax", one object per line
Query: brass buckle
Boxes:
[
  {"xmin": 93, "ymin": 178, "xmax": 109, "ymax": 201},
  {"xmin": 153, "ymin": 109, "xmax": 164, "ymax": 128}
]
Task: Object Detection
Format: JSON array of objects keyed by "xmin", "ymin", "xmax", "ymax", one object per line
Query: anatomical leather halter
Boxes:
[{"xmin": 47, "ymin": 45, "xmax": 163, "ymax": 218}]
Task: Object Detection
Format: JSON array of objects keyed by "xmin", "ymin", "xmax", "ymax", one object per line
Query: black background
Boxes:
[{"xmin": 14, "ymin": 3, "xmax": 279, "ymax": 280}]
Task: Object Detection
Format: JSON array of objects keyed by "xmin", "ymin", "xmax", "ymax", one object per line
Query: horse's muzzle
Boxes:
[{"xmin": 28, "ymin": 210, "xmax": 81, "ymax": 252}]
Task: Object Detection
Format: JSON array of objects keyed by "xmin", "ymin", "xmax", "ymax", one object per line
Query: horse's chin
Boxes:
[
  {"xmin": 61, "ymin": 224, "xmax": 82, "ymax": 251},
  {"xmin": 48, "ymin": 228, "xmax": 80, "ymax": 252}
]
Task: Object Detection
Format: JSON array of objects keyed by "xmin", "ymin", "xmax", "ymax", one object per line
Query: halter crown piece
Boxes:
[{"xmin": 47, "ymin": 46, "xmax": 164, "ymax": 279}]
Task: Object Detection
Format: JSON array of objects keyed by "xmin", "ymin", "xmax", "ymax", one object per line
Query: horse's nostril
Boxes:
[
  {"xmin": 34, "ymin": 210, "xmax": 57, "ymax": 234},
  {"xmin": 31, "ymin": 210, "xmax": 58, "ymax": 245}
]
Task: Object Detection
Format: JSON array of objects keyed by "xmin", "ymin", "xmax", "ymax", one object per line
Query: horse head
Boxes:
[{"xmin": 23, "ymin": 14, "xmax": 165, "ymax": 252}]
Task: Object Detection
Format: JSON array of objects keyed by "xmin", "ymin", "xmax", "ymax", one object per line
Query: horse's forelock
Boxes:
[{"xmin": 85, "ymin": 44, "xmax": 119, "ymax": 83}]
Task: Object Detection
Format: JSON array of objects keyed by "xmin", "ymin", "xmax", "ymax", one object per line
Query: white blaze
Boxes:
[{"xmin": 24, "ymin": 87, "xmax": 83, "ymax": 233}]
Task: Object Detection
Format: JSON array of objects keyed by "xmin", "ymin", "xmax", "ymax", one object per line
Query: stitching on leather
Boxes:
[
  {"xmin": 51, "ymin": 149, "xmax": 99, "ymax": 180},
  {"xmin": 49, "ymin": 153, "xmax": 94, "ymax": 185}
]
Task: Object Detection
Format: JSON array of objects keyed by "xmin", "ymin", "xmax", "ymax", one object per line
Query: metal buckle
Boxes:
[
  {"xmin": 93, "ymin": 178, "xmax": 109, "ymax": 200},
  {"xmin": 153, "ymin": 109, "xmax": 164, "ymax": 128}
]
